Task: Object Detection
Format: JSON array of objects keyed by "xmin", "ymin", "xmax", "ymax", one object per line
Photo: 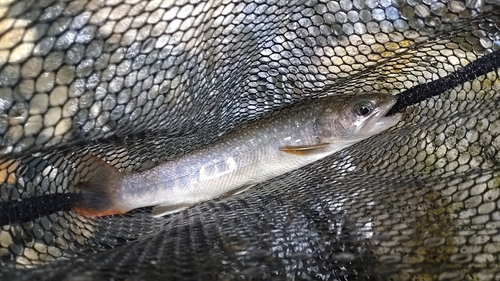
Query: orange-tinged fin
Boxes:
[
  {"xmin": 279, "ymin": 143, "xmax": 330, "ymax": 155},
  {"xmin": 71, "ymin": 155, "xmax": 127, "ymax": 217}
]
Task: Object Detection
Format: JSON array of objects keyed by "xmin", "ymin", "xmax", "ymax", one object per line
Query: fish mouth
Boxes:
[
  {"xmin": 362, "ymin": 98, "xmax": 402, "ymax": 135},
  {"xmin": 375, "ymin": 113, "xmax": 402, "ymax": 128}
]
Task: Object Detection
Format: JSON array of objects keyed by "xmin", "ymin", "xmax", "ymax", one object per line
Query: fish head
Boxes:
[{"xmin": 318, "ymin": 93, "xmax": 402, "ymax": 142}]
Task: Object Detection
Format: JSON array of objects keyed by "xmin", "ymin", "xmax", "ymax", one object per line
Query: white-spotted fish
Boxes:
[{"xmin": 72, "ymin": 93, "xmax": 402, "ymax": 217}]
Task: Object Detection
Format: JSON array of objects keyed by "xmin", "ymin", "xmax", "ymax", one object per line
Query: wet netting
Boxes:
[{"xmin": 0, "ymin": 0, "xmax": 500, "ymax": 280}]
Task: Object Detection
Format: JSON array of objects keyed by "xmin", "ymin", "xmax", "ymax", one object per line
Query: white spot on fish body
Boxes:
[{"xmin": 199, "ymin": 156, "xmax": 238, "ymax": 180}]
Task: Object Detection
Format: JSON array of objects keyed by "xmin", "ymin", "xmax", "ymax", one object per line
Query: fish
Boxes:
[{"xmin": 71, "ymin": 93, "xmax": 402, "ymax": 218}]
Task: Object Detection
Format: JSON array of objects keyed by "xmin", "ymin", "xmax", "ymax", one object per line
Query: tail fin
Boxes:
[{"xmin": 72, "ymin": 155, "xmax": 127, "ymax": 217}]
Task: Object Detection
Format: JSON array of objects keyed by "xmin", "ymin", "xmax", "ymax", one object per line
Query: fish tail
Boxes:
[{"xmin": 72, "ymin": 155, "xmax": 127, "ymax": 217}]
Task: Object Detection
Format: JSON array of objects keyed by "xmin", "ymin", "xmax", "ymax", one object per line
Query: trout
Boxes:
[{"xmin": 72, "ymin": 93, "xmax": 402, "ymax": 217}]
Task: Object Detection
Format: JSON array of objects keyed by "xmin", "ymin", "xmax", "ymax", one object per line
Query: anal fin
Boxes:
[
  {"xmin": 279, "ymin": 143, "xmax": 330, "ymax": 155},
  {"xmin": 151, "ymin": 203, "xmax": 193, "ymax": 217},
  {"xmin": 220, "ymin": 184, "xmax": 256, "ymax": 198}
]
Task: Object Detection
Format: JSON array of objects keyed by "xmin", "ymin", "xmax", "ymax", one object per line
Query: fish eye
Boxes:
[{"xmin": 354, "ymin": 101, "xmax": 373, "ymax": 116}]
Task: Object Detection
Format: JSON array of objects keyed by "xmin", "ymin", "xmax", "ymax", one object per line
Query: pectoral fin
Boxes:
[
  {"xmin": 139, "ymin": 159, "xmax": 156, "ymax": 171},
  {"xmin": 151, "ymin": 203, "xmax": 193, "ymax": 217},
  {"xmin": 279, "ymin": 143, "xmax": 330, "ymax": 155}
]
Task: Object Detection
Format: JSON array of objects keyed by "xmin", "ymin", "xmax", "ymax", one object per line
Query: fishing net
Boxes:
[{"xmin": 1, "ymin": 0, "xmax": 500, "ymax": 280}]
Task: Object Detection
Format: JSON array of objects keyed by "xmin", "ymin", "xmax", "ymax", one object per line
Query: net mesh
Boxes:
[{"xmin": 1, "ymin": 0, "xmax": 500, "ymax": 280}]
